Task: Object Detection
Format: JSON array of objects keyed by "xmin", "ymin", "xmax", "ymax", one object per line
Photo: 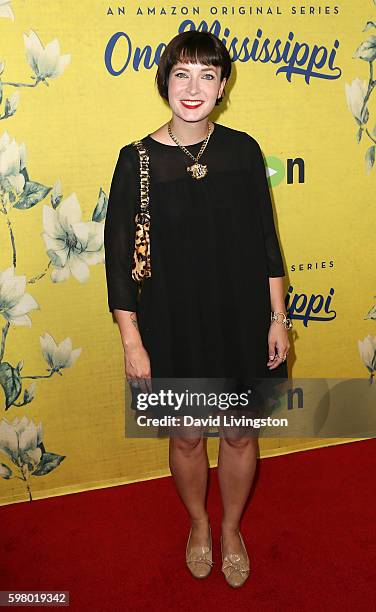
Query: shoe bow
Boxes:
[
  {"xmin": 222, "ymin": 553, "xmax": 250, "ymax": 577},
  {"xmin": 186, "ymin": 546, "xmax": 214, "ymax": 567}
]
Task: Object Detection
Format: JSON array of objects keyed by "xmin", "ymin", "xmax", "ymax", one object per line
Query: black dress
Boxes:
[{"xmin": 104, "ymin": 122, "xmax": 288, "ymax": 410}]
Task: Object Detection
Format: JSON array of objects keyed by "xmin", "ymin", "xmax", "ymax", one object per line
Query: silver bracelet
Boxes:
[{"xmin": 270, "ymin": 311, "xmax": 293, "ymax": 330}]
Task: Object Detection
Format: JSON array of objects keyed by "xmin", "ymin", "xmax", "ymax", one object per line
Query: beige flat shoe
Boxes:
[
  {"xmin": 186, "ymin": 524, "xmax": 214, "ymax": 579},
  {"xmin": 220, "ymin": 531, "xmax": 250, "ymax": 588}
]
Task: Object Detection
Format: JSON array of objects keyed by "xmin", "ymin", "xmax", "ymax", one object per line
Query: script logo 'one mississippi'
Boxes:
[
  {"xmin": 104, "ymin": 20, "xmax": 342, "ymax": 85},
  {"xmin": 287, "ymin": 287, "xmax": 337, "ymax": 327}
]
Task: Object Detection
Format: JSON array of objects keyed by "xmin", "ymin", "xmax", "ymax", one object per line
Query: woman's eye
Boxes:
[{"xmin": 175, "ymin": 72, "xmax": 215, "ymax": 79}]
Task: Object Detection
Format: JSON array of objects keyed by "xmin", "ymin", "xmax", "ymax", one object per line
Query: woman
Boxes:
[{"xmin": 104, "ymin": 30, "xmax": 291, "ymax": 588}]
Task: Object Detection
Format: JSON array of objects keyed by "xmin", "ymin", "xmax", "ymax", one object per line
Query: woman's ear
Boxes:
[{"xmin": 219, "ymin": 77, "xmax": 227, "ymax": 99}]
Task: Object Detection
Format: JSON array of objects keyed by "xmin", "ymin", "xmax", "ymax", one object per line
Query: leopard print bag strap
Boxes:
[{"xmin": 131, "ymin": 139, "xmax": 151, "ymax": 282}]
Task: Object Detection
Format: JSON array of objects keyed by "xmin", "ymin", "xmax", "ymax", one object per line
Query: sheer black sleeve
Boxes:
[
  {"xmin": 244, "ymin": 133, "xmax": 286, "ymax": 278},
  {"xmin": 104, "ymin": 145, "xmax": 140, "ymax": 312}
]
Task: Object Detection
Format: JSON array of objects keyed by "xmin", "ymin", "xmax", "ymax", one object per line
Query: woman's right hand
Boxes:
[{"xmin": 124, "ymin": 343, "xmax": 152, "ymax": 393}]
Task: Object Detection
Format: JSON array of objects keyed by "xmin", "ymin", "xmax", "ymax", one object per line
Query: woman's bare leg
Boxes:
[
  {"xmin": 217, "ymin": 423, "xmax": 259, "ymax": 555},
  {"xmin": 169, "ymin": 429, "xmax": 210, "ymax": 547}
]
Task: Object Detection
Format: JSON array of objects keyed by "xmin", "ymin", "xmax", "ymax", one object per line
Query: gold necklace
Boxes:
[{"xmin": 167, "ymin": 121, "xmax": 213, "ymax": 180}]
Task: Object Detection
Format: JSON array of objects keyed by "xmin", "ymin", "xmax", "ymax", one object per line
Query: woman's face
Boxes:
[{"xmin": 167, "ymin": 61, "xmax": 226, "ymax": 122}]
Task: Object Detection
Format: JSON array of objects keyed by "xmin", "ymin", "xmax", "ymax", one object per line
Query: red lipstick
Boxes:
[{"xmin": 180, "ymin": 100, "xmax": 204, "ymax": 109}]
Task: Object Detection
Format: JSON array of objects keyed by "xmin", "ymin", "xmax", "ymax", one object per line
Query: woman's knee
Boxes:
[
  {"xmin": 220, "ymin": 434, "xmax": 257, "ymax": 451},
  {"xmin": 169, "ymin": 433, "xmax": 204, "ymax": 455}
]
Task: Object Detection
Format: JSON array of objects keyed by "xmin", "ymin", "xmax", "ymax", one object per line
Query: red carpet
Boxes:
[{"xmin": 1, "ymin": 439, "xmax": 376, "ymax": 611}]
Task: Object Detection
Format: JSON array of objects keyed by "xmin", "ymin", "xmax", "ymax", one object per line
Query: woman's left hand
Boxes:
[{"xmin": 267, "ymin": 322, "xmax": 290, "ymax": 369}]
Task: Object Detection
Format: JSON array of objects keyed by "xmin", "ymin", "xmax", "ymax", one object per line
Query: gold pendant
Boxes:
[{"xmin": 187, "ymin": 162, "xmax": 208, "ymax": 180}]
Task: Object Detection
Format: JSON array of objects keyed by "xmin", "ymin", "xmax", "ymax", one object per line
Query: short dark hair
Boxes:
[{"xmin": 155, "ymin": 31, "xmax": 232, "ymax": 106}]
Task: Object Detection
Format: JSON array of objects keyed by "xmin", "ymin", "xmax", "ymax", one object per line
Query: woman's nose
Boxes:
[{"xmin": 187, "ymin": 79, "xmax": 200, "ymax": 96}]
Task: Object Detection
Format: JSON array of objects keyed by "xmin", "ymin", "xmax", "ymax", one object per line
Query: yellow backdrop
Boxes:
[{"xmin": 0, "ymin": 0, "xmax": 375, "ymax": 505}]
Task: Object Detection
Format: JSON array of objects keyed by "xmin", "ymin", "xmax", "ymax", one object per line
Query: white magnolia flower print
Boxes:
[
  {"xmin": 6, "ymin": 91, "xmax": 20, "ymax": 116},
  {"xmin": 0, "ymin": 0, "xmax": 14, "ymax": 21},
  {"xmin": 0, "ymin": 463, "xmax": 12, "ymax": 479},
  {"xmin": 0, "ymin": 266, "xmax": 39, "ymax": 326},
  {"xmin": 358, "ymin": 335, "xmax": 376, "ymax": 379},
  {"xmin": 365, "ymin": 300, "xmax": 376, "ymax": 321},
  {"xmin": 24, "ymin": 382, "xmax": 37, "ymax": 402},
  {"xmin": 23, "ymin": 30, "xmax": 70, "ymax": 80},
  {"xmin": 0, "ymin": 131, "xmax": 27, "ymax": 194},
  {"xmin": 0, "ymin": 416, "xmax": 43, "ymax": 472},
  {"xmin": 40, "ymin": 332, "xmax": 81, "ymax": 370},
  {"xmin": 41, "ymin": 193, "xmax": 105, "ymax": 283},
  {"xmin": 51, "ymin": 179, "xmax": 63, "ymax": 208},
  {"xmin": 345, "ymin": 78, "xmax": 368, "ymax": 123}
]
